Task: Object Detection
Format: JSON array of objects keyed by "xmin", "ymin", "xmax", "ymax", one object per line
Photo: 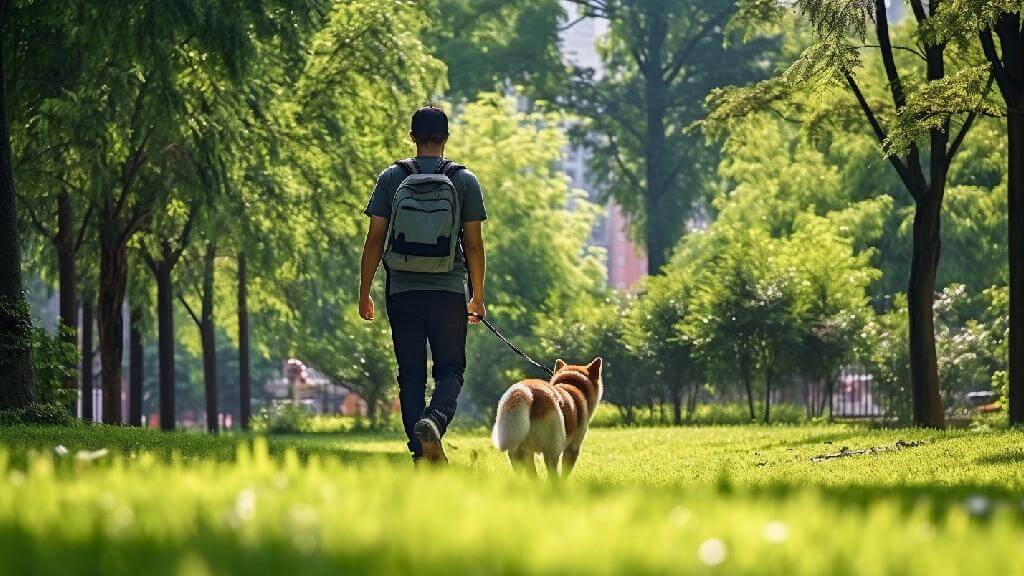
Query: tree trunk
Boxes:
[
  {"xmin": 742, "ymin": 373, "xmax": 755, "ymax": 421},
  {"xmin": 128, "ymin": 305, "xmax": 143, "ymax": 426},
  {"xmin": 670, "ymin": 383, "xmax": 682, "ymax": 426},
  {"xmin": 1007, "ymin": 109, "xmax": 1024, "ymax": 424},
  {"xmin": 763, "ymin": 363, "xmax": 774, "ymax": 424},
  {"xmin": 643, "ymin": 6, "xmax": 668, "ymax": 275},
  {"xmin": 907, "ymin": 194, "xmax": 946, "ymax": 428},
  {"xmin": 97, "ymin": 237, "xmax": 127, "ymax": 424},
  {"xmin": 55, "ymin": 190, "xmax": 78, "ymax": 398},
  {"xmin": 200, "ymin": 243, "xmax": 218, "ymax": 434},
  {"xmin": 0, "ymin": 24, "xmax": 36, "ymax": 410},
  {"xmin": 237, "ymin": 253, "xmax": 251, "ymax": 430},
  {"xmin": 155, "ymin": 264, "xmax": 175, "ymax": 431},
  {"xmin": 685, "ymin": 379, "xmax": 698, "ymax": 422},
  {"xmin": 80, "ymin": 297, "xmax": 94, "ymax": 421}
]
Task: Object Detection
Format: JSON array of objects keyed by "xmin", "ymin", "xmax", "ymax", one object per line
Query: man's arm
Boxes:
[
  {"xmin": 358, "ymin": 216, "xmax": 389, "ymax": 321},
  {"xmin": 463, "ymin": 220, "xmax": 486, "ymax": 324}
]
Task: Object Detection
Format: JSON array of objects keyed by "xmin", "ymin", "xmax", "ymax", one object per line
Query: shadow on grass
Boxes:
[
  {"xmin": 0, "ymin": 425, "xmax": 411, "ymax": 468},
  {"xmin": 975, "ymin": 449, "xmax": 1024, "ymax": 466}
]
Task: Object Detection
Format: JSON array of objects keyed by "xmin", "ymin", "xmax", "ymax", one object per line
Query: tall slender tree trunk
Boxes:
[
  {"xmin": 155, "ymin": 264, "xmax": 175, "ymax": 431},
  {"xmin": 0, "ymin": 19, "xmax": 36, "ymax": 409},
  {"xmin": 685, "ymin": 379, "xmax": 698, "ymax": 421},
  {"xmin": 907, "ymin": 193, "xmax": 946, "ymax": 428},
  {"xmin": 980, "ymin": 13, "xmax": 1024, "ymax": 424},
  {"xmin": 643, "ymin": 9, "xmax": 668, "ymax": 275},
  {"xmin": 670, "ymin": 382, "xmax": 682, "ymax": 426},
  {"xmin": 200, "ymin": 243, "xmax": 218, "ymax": 434},
  {"xmin": 237, "ymin": 253, "xmax": 251, "ymax": 430},
  {"xmin": 742, "ymin": 372, "xmax": 755, "ymax": 421},
  {"xmin": 128, "ymin": 306, "xmax": 143, "ymax": 426},
  {"xmin": 763, "ymin": 363, "xmax": 773, "ymax": 424},
  {"xmin": 55, "ymin": 191, "xmax": 78, "ymax": 398},
  {"xmin": 97, "ymin": 235, "xmax": 126, "ymax": 424},
  {"xmin": 1008, "ymin": 110, "xmax": 1024, "ymax": 424},
  {"xmin": 80, "ymin": 297, "xmax": 94, "ymax": 421}
]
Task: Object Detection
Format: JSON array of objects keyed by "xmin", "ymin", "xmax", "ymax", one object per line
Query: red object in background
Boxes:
[{"xmin": 606, "ymin": 203, "xmax": 647, "ymax": 290}]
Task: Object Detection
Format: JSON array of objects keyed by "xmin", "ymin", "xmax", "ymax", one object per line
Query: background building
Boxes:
[{"xmin": 559, "ymin": 1, "xmax": 647, "ymax": 290}]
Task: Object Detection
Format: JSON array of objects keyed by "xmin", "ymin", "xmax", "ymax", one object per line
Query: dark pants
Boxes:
[{"xmin": 386, "ymin": 290, "xmax": 467, "ymax": 457}]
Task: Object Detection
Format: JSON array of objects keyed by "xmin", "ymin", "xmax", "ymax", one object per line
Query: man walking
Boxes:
[{"xmin": 359, "ymin": 106, "xmax": 487, "ymax": 464}]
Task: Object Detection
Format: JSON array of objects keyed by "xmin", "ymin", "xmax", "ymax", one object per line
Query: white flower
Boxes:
[
  {"xmin": 698, "ymin": 538, "xmax": 728, "ymax": 566},
  {"xmin": 964, "ymin": 495, "xmax": 991, "ymax": 516},
  {"xmin": 667, "ymin": 506, "xmax": 692, "ymax": 527},
  {"xmin": 53, "ymin": 445, "xmax": 69, "ymax": 457},
  {"xmin": 761, "ymin": 521, "xmax": 789, "ymax": 543},
  {"xmin": 235, "ymin": 489, "xmax": 257, "ymax": 521},
  {"xmin": 75, "ymin": 449, "xmax": 109, "ymax": 462}
]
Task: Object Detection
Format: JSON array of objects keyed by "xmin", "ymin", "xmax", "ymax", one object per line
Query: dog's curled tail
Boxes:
[{"xmin": 492, "ymin": 383, "xmax": 532, "ymax": 451}]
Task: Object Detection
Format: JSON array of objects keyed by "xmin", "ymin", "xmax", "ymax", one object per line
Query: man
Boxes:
[{"xmin": 359, "ymin": 106, "xmax": 487, "ymax": 464}]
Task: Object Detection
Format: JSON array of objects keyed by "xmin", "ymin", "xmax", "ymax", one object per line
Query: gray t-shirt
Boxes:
[{"xmin": 364, "ymin": 156, "xmax": 487, "ymax": 296}]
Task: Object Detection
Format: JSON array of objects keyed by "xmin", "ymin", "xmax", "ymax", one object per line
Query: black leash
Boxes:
[{"xmin": 470, "ymin": 313, "xmax": 554, "ymax": 378}]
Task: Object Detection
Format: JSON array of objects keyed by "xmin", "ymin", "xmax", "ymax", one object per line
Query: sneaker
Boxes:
[{"xmin": 413, "ymin": 416, "xmax": 448, "ymax": 464}]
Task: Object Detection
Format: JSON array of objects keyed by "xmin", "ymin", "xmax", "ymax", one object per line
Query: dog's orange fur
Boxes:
[{"xmin": 491, "ymin": 357, "xmax": 603, "ymax": 478}]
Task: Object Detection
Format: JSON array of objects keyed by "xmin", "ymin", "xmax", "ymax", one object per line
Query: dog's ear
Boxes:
[
  {"xmin": 587, "ymin": 357, "xmax": 603, "ymax": 380},
  {"xmin": 554, "ymin": 359, "xmax": 566, "ymax": 371}
]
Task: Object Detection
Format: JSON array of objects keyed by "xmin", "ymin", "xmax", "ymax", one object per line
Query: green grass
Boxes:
[{"xmin": 1, "ymin": 424, "xmax": 1022, "ymax": 574}]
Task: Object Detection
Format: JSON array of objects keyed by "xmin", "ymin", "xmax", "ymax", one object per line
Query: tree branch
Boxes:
[
  {"xmin": 169, "ymin": 206, "xmax": 197, "ymax": 264},
  {"xmin": 908, "ymin": 0, "xmax": 927, "ymax": 23},
  {"xmin": 875, "ymin": 0, "xmax": 907, "ymax": 109},
  {"xmin": 663, "ymin": 8, "xmax": 731, "ymax": 85},
  {"xmin": 860, "ymin": 43, "xmax": 925, "ymax": 61},
  {"xmin": 980, "ymin": 28, "xmax": 1014, "ymax": 99},
  {"xmin": 844, "ymin": 72, "xmax": 917, "ymax": 197},
  {"xmin": 947, "ymin": 72, "xmax": 994, "ymax": 165},
  {"xmin": 606, "ymin": 133, "xmax": 643, "ymax": 193},
  {"xmin": 73, "ymin": 201, "xmax": 95, "ymax": 253},
  {"xmin": 28, "ymin": 208, "xmax": 54, "ymax": 239},
  {"xmin": 178, "ymin": 294, "xmax": 201, "ymax": 327}
]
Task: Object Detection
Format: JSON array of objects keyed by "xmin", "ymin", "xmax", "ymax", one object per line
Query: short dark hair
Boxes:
[{"xmin": 410, "ymin": 105, "xmax": 449, "ymax": 144}]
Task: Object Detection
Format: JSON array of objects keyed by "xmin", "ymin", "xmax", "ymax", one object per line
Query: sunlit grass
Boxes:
[{"xmin": 0, "ymin": 425, "xmax": 1022, "ymax": 574}]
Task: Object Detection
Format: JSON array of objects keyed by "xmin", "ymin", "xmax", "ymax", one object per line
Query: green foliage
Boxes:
[
  {"xmin": 590, "ymin": 402, "xmax": 809, "ymax": 427},
  {"xmin": 0, "ymin": 426, "xmax": 1022, "ymax": 573},
  {"xmin": 567, "ymin": 0, "xmax": 778, "ymax": 264},
  {"xmin": 30, "ymin": 326, "xmax": 77, "ymax": 409},
  {"xmin": 447, "ymin": 94, "xmax": 604, "ymax": 412},
  {"xmin": 426, "ymin": 0, "xmax": 567, "ymax": 100}
]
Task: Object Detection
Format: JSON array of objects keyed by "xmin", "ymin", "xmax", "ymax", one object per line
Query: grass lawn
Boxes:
[{"xmin": 1, "ymin": 424, "xmax": 1022, "ymax": 574}]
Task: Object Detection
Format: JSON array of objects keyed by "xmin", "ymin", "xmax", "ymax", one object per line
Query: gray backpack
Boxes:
[{"xmin": 383, "ymin": 158, "xmax": 465, "ymax": 273}]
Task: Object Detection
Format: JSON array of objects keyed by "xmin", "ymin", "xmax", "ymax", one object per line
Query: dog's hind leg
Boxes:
[
  {"xmin": 542, "ymin": 449, "xmax": 561, "ymax": 479},
  {"xmin": 561, "ymin": 447, "xmax": 579, "ymax": 478},
  {"xmin": 509, "ymin": 447, "xmax": 536, "ymax": 477}
]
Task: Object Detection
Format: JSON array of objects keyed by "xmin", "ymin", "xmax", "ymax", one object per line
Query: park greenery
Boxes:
[
  {"xmin": 3, "ymin": 1, "xmax": 1024, "ymax": 572},
  {"xmin": 0, "ymin": 1, "xmax": 1023, "ymax": 430},
  {"xmin": 0, "ymin": 425, "xmax": 1023, "ymax": 573}
]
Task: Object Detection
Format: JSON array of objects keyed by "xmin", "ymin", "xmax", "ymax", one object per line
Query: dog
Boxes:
[{"xmin": 491, "ymin": 357, "xmax": 603, "ymax": 478}]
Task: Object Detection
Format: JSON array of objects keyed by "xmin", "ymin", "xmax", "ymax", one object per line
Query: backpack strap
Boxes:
[
  {"xmin": 435, "ymin": 158, "xmax": 466, "ymax": 178},
  {"xmin": 395, "ymin": 158, "xmax": 419, "ymax": 176}
]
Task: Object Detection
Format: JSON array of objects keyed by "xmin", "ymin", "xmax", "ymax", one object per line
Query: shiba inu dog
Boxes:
[{"xmin": 491, "ymin": 357, "xmax": 603, "ymax": 478}]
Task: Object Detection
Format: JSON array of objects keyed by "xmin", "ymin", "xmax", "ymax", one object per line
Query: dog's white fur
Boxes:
[{"xmin": 492, "ymin": 358, "xmax": 603, "ymax": 477}]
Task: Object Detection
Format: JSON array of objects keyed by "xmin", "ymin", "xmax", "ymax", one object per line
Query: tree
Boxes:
[
  {"xmin": 5, "ymin": 0, "xmax": 92, "ymax": 400},
  {"xmin": 913, "ymin": 2, "xmax": 1024, "ymax": 424},
  {"xmin": 707, "ymin": 1, "xmax": 992, "ymax": 428},
  {"xmin": 427, "ymin": 0, "xmax": 567, "ymax": 100},
  {"xmin": 624, "ymin": 266, "xmax": 699, "ymax": 424},
  {"xmin": 682, "ymin": 228, "xmax": 802, "ymax": 423},
  {"xmin": 0, "ymin": 0, "xmax": 36, "ymax": 410},
  {"xmin": 445, "ymin": 95, "xmax": 605, "ymax": 413},
  {"xmin": 566, "ymin": 0, "xmax": 776, "ymax": 273}
]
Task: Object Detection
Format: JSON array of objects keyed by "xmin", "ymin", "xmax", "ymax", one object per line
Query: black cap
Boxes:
[{"xmin": 411, "ymin": 106, "xmax": 448, "ymax": 137}]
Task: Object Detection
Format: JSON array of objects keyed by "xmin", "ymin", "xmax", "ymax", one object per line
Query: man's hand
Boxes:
[
  {"xmin": 359, "ymin": 294, "xmax": 375, "ymax": 321},
  {"xmin": 467, "ymin": 297, "xmax": 485, "ymax": 325}
]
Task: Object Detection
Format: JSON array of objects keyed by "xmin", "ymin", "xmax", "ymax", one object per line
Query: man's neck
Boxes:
[{"xmin": 416, "ymin": 146, "xmax": 445, "ymax": 158}]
